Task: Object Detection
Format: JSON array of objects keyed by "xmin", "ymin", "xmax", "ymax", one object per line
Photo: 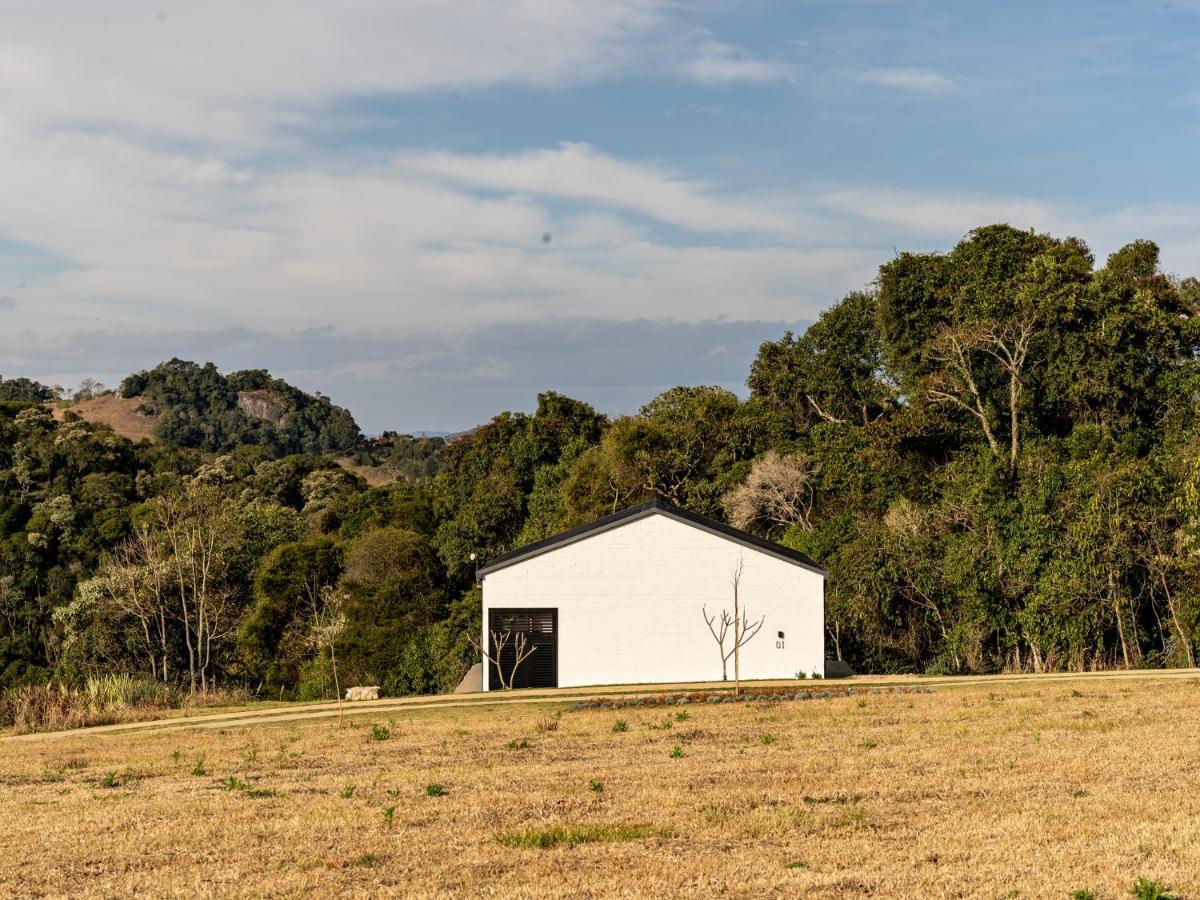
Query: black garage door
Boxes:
[{"xmin": 488, "ymin": 608, "xmax": 557, "ymax": 689}]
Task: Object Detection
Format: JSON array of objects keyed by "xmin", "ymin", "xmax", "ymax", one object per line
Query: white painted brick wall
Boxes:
[{"xmin": 481, "ymin": 512, "xmax": 824, "ymax": 690}]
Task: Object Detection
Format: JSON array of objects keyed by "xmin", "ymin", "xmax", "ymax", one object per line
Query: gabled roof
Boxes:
[{"xmin": 477, "ymin": 499, "xmax": 827, "ymax": 578}]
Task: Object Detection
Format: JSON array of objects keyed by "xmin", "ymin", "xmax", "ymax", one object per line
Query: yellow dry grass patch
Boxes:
[
  {"xmin": 51, "ymin": 394, "xmax": 158, "ymax": 443},
  {"xmin": 2, "ymin": 676, "xmax": 1198, "ymax": 897}
]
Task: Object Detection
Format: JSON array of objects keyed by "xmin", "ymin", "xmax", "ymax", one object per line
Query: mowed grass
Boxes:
[{"xmin": 1, "ymin": 676, "xmax": 1198, "ymax": 897}]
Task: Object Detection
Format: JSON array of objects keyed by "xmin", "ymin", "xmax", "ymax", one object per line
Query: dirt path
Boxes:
[{"xmin": 6, "ymin": 667, "xmax": 1197, "ymax": 743}]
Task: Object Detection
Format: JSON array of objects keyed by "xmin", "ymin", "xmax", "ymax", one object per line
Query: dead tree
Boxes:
[
  {"xmin": 730, "ymin": 557, "xmax": 765, "ymax": 696},
  {"xmin": 703, "ymin": 557, "xmax": 766, "ymax": 695},
  {"xmin": 927, "ymin": 326, "xmax": 1001, "ymax": 459},
  {"xmin": 308, "ymin": 586, "xmax": 347, "ymax": 725},
  {"xmin": 927, "ymin": 320, "xmax": 1034, "ymax": 474},
  {"xmin": 723, "ymin": 451, "xmax": 820, "ymax": 533},
  {"xmin": 469, "ymin": 629, "xmax": 537, "ymax": 690},
  {"xmin": 703, "ymin": 605, "xmax": 734, "ymax": 680}
]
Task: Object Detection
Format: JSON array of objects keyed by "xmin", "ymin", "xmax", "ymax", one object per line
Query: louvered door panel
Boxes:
[{"xmin": 488, "ymin": 608, "xmax": 557, "ymax": 689}]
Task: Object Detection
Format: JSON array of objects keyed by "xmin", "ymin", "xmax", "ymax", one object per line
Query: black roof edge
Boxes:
[{"xmin": 477, "ymin": 499, "xmax": 827, "ymax": 578}]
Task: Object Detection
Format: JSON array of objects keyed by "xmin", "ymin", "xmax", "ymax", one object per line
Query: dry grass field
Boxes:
[
  {"xmin": 50, "ymin": 395, "xmax": 159, "ymax": 443},
  {"xmin": 2, "ymin": 674, "xmax": 1199, "ymax": 898}
]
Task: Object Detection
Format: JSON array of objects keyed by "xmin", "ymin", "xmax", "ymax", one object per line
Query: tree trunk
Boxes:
[
  {"xmin": 1159, "ymin": 570, "xmax": 1195, "ymax": 668},
  {"xmin": 1114, "ymin": 600, "xmax": 1131, "ymax": 670},
  {"xmin": 1008, "ymin": 372, "xmax": 1020, "ymax": 472},
  {"xmin": 733, "ymin": 574, "xmax": 741, "ymax": 697},
  {"xmin": 330, "ymin": 641, "xmax": 343, "ymax": 727}
]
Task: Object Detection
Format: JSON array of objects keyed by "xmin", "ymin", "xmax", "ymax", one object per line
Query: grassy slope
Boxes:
[
  {"xmin": 2, "ymin": 673, "xmax": 1198, "ymax": 897},
  {"xmin": 51, "ymin": 395, "xmax": 159, "ymax": 443}
]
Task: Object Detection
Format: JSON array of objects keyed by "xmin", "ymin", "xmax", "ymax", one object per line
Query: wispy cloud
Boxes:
[
  {"xmin": 820, "ymin": 188, "xmax": 1053, "ymax": 238},
  {"xmin": 857, "ymin": 67, "xmax": 954, "ymax": 93},
  {"xmin": 818, "ymin": 187, "xmax": 1200, "ymax": 276},
  {"xmin": 397, "ymin": 142, "xmax": 802, "ymax": 235},
  {"xmin": 0, "ymin": 2, "xmax": 666, "ymax": 146},
  {"xmin": 679, "ymin": 39, "xmax": 792, "ymax": 84}
]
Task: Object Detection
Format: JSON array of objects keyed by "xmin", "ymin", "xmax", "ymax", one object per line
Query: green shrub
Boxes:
[
  {"xmin": 1130, "ymin": 878, "xmax": 1176, "ymax": 900},
  {"xmin": 669, "ymin": 745, "xmax": 684, "ymax": 759},
  {"xmin": 424, "ymin": 783, "xmax": 445, "ymax": 797},
  {"xmin": 369, "ymin": 723, "xmax": 391, "ymax": 741},
  {"xmin": 296, "ymin": 655, "xmax": 336, "ymax": 702},
  {"xmin": 612, "ymin": 719, "xmax": 628, "ymax": 733},
  {"xmin": 494, "ymin": 824, "xmax": 668, "ymax": 849},
  {"xmin": 589, "ymin": 779, "xmax": 604, "ymax": 793},
  {"xmin": 84, "ymin": 674, "xmax": 181, "ymax": 711}
]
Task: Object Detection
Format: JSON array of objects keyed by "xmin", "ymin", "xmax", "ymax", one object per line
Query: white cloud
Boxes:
[
  {"xmin": 1, "ymin": 0, "xmax": 1198, "ymax": 423},
  {"xmin": 820, "ymin": 188, "xmax": 1056, "ymax": 238},
  {"xmin": 818, "ymin": 187, "xmax": 1200, "ymax": 276},
  {"xmin": 0, "ymin": 121, "xmax": 870, "ymax": 336},
  {"xmin": 397, "ymin": 142, "xmax": 803, "ymax": 235},
  {"xmin": 679, "ymin": 39, "xmax": 792, "ymax": 84},
  {"xmin": 857, "ymin": 67, "xmax": 954, "ymax": 93},
  {"xmin": 0, "ymin": 1, "xmax": 665, "ymax": 145}
]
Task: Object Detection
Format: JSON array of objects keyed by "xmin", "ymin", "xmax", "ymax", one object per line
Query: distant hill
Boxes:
[
  {"xmin": 118, "ymin": 359, "xmax": 362, "ymax": 456},
  {"xmin": 0, "ymin": 375, "xmax": 56, "ymax": 403}
]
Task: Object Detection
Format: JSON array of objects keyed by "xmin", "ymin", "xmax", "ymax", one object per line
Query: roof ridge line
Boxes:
[{"xmin": 477, "ymin": 499, "xmax": 826, "ymax": 578}]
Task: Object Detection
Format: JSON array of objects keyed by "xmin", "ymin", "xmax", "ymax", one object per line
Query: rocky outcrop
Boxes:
[{"xmin": 237, "ymin": 390, "xmax": 290, "ymax": 428}]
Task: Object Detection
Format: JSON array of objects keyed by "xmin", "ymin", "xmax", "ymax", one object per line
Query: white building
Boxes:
[{"xmin": 478, "ymin": 500, "xmax": 826, "ymax": 690}]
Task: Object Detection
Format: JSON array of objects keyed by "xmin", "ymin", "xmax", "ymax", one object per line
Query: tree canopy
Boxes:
[{"xmin": 3, "ymin": 223, "xmax": 1200, "ymax": 700}]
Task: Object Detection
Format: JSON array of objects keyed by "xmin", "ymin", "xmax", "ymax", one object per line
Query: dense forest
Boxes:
[
  {"xmin": 119, "ymin": 359, "xmax": 362, "ymax": 455},
  {"xmin": 3, "ymin": 224, "xmax": 1199, "ymax": 700}
]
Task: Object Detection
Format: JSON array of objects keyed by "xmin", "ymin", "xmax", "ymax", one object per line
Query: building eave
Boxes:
[{"xmin": 477, "ymin": 499, "xmax": 827, "ymax": 579}]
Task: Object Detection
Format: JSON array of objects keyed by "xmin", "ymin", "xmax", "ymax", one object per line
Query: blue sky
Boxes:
[{"xmin": 1, "ymin": 0, "xmax": 1198, "ymax": 432}]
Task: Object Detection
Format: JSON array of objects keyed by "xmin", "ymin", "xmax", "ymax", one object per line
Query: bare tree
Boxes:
[
  {"xmin": 1139, "ymin": 535, "xmax": 1195, "ymax": 669},
  {"xmin": 979, "ymin": 320, "xmax": 1034, "ymax": 470},
  {"xmin": 703, "ymin": 557, "xmax": 765, "ymax": 695},
  {"xmin": 723, "ymin": 451, "xmax": 820, "ymax": 533},
  {"xmin": 729, "ymin": 557, "xmax": 765, "ymax": 696},
  {"xmin": 308, "ymin": 586, "xmax": 348, "ymax": 725},
  {"xmin": 92, "ymin": 528, "xmax": 172, "ymax": 682},
  {"xmin": 927, "ymin": 321, "xmax": 1034, "ymax": 473},
  {"xmin": 154, "ymin": 485, "xmax": 239, "ymax": 694},
  {"xmin": 702, "ymin": 605, "xmax": 734, "ymax": 680},
  {"xmin": 469, "ymin": 629, "xmax": 537, "ymax": 690},
  {"xmin": 927, "ymin": 326, "xmax": 1001, "ymax": 458},
  {"xmin": 73, "ymin": 378, "xmax": 105, "ymax": 402}
]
